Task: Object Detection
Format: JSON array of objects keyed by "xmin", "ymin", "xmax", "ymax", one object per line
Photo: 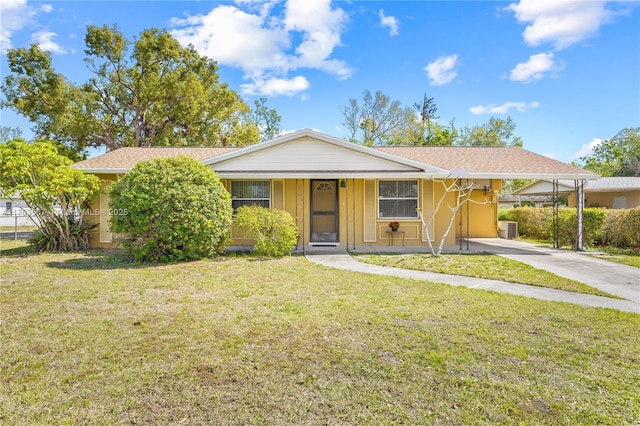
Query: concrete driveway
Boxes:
[{"xmin": 465, "ymin": 238, "xmax": 639, "ymax": 303}]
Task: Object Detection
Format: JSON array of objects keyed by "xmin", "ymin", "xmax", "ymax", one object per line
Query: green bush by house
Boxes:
[
  {"xmin": 234, "ymin": 205, "xmax": 299, "ymax": 257},
  {"xmin": 109, "ymin": 157, "xmax": 233, "ymax": 262}
]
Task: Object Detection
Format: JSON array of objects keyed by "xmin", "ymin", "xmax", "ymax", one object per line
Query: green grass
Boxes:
[
  {"xmin": 519, "ymin": 237, "xmax": 640, "ymax": 268},
  {"xmin": 589, "ymin": 246, "xmax": 640, "ymax": 268},
  {"xmin": 0, "ymin": 225, "xmax": 38, "ymax": 232},
  {"xmin": 1, "ymin": 240, "xmax": 639, "ymax": 425},
  {"xmin": 354, "ymin": 252, "xmax": 617, "ymax": 298}
]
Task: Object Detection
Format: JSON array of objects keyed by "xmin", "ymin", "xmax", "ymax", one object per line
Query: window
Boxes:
[
  {"xmin": 5, "ymin": 201, "xmax": 12, "ymax": 215},
  {"xmin": 378, "ymin": 180, "xmax": 418, "ymax": 218},
  {"xmin": 231, "ymin": 181, "xmax": 270, "ymax": 210}
]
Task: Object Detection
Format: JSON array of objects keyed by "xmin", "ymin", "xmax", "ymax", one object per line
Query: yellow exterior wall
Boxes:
[
  {"xmin": 456, "ymin": 179, "xmax": 500, "ymax": 239},
  {"xmin": 87, "ymin": 175, "xmax": 500, "ymax": 249},
  {"xmin": 86, "ymin": 173, "xmax": 121, "ymax": 249},
  {"xmin": 568, "ymin": 190, "xmax": 640, "ymax": 209}
]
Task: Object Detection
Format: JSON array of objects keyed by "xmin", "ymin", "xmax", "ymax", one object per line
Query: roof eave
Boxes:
[
  {"xmin": 216, "ymin": 171, "xmax": 451, "ymax": 179},
  {"xmin": 72, "ymin": 168, "xmax": 130, "ymax": 174},
  {"xmin": 450, "ymin": 173, "xmax": 600, "ymax": 180}
]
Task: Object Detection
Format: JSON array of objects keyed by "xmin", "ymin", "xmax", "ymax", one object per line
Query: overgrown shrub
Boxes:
[
  {"xmin": 507, "ymin": 207, "xmax": 552, "ymax": 240},
  {"xmin": 504, "ymin": 206, "xmax": 638, "ymax": 248},
  {"xmin": 556, "ymin": 208, "xmax": 606, "ymax": 247},
  {"xmin": 601, "ymin": 207, "xmax": 640, "ymax": 248},
  {"xmin": 234, "ymin": 205, "xmax": 299, "ymax": 257},
  {"xmin": 109, "ymin": 157, "xmax": 232, "ymax": 262}
]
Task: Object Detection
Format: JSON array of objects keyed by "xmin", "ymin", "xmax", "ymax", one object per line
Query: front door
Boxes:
[{"xmin": 311, "ymin": 180, "xmax": 338, "ymax": 243}]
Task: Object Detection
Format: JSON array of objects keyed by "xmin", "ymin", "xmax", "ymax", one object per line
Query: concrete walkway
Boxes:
[{"xmin": 304, "ymin": 239, "xmax": 639, "ymax": 314}]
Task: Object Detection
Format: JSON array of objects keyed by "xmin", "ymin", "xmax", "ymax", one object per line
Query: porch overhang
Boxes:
[{"xmin": 215, "ymin": 171, "xmax": 449, "ymax": 179}]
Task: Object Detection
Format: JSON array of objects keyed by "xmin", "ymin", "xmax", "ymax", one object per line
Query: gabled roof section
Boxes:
[
  {"xmin": 71, "ymin": 147, "xmax": 237, "ymax": 173},
  {"xmin": 513, "ymin": 179, "xmax": 575, "ymax": 196},
  {"xmin": 204, "ymin": 129, "xmax": 450, "ymax": 178},
  {"xmin": 375, "ymin": 146, "xmax": 598, "ymax": 180},
  {"xmin": 576, "ymin": 177, "xmax": 640, "ymax": 192},
  {"xmin": 515, "ymin": 177, "xmax": 640, "ymax": 196}
]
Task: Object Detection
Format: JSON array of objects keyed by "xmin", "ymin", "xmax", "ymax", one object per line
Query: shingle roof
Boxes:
[
  {"xmin": 71, "ymin": 132, "xmax": 597, "ymax": 180},
  {"xmin": 72, "ymin": 147, "xmax": 238, "ymax": 172},
  {"xmin": 374, "ymin": 146, "xmax": 595, "ymax": 177},
  {"xmin": 564, "ymin": 177, "xmax": 640, "ymax": 192}
]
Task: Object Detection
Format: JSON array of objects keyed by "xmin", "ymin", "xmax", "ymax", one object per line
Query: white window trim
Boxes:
[{"xmin": 378, "ymin": 180, "xmax": 419, "ymax": 219}]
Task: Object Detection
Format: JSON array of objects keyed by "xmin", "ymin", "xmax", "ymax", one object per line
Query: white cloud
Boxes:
[
  {"xmin": 572, "ymin": 138, "xmax": 604, "ymax": 159},
  {"xmin": 40, "ymin": 4, "xmax": 53, "ymax": 13},
  {"xmin": 469, "ymin": 101, "xmax": 541, "ymax": 115},
  {"xmin": 240, "ymin": 75, "xmax": 310, "ymax": 96},
  {"xmin": 0, "ymin": 0, "xmax": 36, "ymax": 53},
  {"xmin": 424, "ymin": 54, "xmax": 459, "ymax": 86},
  {"xmin": 171, "ymin": 0, "xmax": 352, "ymax": 96},
  {"xmin": 506, "ymin": 0, "xmax": 636, "ymax": 50},
  {"xmin": 379, "ymin": 9, "xmax": 399, "ymax": 36},
  {"xmin": 171, "ymin": 6, "xmax": 290, "ymax": 72},
  {"xmin": 31, "ymin": 31, "xmax": 67, "ymax": 54},
  {"xmin": 510, "ymin": 52, "xmax": 564, "ymax": 82}
]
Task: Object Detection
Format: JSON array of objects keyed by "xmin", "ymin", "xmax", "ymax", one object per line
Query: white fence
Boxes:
[{"xmin": 1, "ymin": 210, "xmax": 40, "ymax": 240}]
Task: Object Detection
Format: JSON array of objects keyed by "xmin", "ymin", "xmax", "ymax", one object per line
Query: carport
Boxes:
[{"xmin": 513, "ymin": 179, "xmax": 589, "ymax": 250}]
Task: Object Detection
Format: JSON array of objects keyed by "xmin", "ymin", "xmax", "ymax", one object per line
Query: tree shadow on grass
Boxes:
[
  {"xmin": 43, "ymin": 248, "xmax": 270, "ymax": 270},
  {"xmin": 0, "ymin": 241, "xmax": 37, "ymax": 257},
  {"xmin": 44, "ymin": 248, "xmax": 150, "ymax": 270}
]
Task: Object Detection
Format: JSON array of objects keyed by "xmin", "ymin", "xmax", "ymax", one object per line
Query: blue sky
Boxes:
[{"xmin": 1, "ymin": 0, "xmax": 638, "ymax": 163}]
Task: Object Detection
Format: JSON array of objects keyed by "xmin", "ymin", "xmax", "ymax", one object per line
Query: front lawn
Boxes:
[{"xmin": 1, "ymin": 240, "xmax": 638, "ymax": 425}]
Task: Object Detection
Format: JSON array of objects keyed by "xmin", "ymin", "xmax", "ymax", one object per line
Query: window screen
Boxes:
[
  {"xmin": 378, "ymin": 180, "xmax": 418, "ymax": 218},
  {"xmin": 231, "ymin": 181, "xmax": 270, "ymax": 210}
]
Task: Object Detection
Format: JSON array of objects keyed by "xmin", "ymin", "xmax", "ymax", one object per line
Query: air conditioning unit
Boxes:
[{"xmin": 498, "ymin": 221, "xmax": 518, "ymax": 239}]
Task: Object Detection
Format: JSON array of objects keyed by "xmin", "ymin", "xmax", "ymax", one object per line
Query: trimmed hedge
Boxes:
[{"xmin": 500, "ymin": 206, "xmax": 640, "ymax": 248}]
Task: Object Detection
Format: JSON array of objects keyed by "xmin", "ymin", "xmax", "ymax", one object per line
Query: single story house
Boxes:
[
  {"xmin": 514, "ymin": 177, "xmax": 640, "ymax": 209},
  {"xmin": 72, "ymin": 129, "xmax": 598, "ymax": 251}
]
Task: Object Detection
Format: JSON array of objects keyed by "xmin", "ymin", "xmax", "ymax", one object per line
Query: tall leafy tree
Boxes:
[
  {"xmin": 458, "ymin": 117, "xmax": 523, "ymax": 147},
  {"xmin": 412, "ymin": 93, "xmax": 439, "ymax": 145},
  {"xmin": 252, "ymin": 97, "xmax": 282, "ymax": 142},
  {"xmin": 1, "ymin": 25, "xmax": 261, "ymax": 153},
  {"xmin": 579, "ymin": 127, "xmax": 640, "ymax": 177},
  {"xmin": 0, "ymin": 126, "xmax": 22, "ymax": 143},
  {"xmin": 341, "ymin": 90, "xmax": 415, "ymax": 146}
]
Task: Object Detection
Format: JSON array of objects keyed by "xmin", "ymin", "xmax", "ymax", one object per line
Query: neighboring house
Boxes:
[
  {"xmin": 0, "ymin": 195, "xmax": 39, "ymax": 227},
  {"xmin": 72, "ymin": 129, "xmax": 597, "ymax": 250},
  {"xmin": 514, "ymin": 177, "xmax": 640, "ymax": 209},
  {"xmin": 498, "ymin": 195, "xmax": 554, "ymax": 209}
]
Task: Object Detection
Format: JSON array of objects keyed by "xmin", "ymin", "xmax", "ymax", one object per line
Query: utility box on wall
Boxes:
[{"xmin": 498, "ymin": 221, "xmax": 518, "ymax": 239}]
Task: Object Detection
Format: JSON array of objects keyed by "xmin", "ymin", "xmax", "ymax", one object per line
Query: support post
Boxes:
[
  {"xmin": 575, "ymin": 180, "xmax": 585, "ymax": 251},
  {"xmin": 552, "ymin": 179, "xmax": 559, "ymax": 248}
]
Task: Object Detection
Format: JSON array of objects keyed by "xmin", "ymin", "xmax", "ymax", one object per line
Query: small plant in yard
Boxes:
[
  {"xmin": 234, "ymin": 205, "xmax": 299, "ymax": 256},
  {"xmin": 109, "ymin": 156, "xmax": 232, "ymax": 262},
  {"xmin": 388, "ymin": 221, "xmax": 400, "ymax": 231}
]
